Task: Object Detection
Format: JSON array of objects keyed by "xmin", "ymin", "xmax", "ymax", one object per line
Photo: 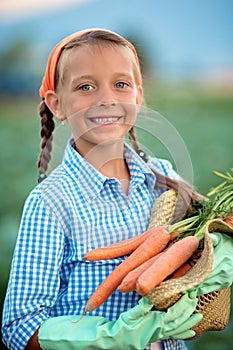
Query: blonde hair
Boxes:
[{"xmin": 55, "ymin": 30, "xmax": 142, "ymax": 90}]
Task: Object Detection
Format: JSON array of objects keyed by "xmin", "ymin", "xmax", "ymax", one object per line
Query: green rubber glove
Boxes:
[
  {"xmin": 38, "ymin": 293, "xmax": 202, "ymax": 350},
  {"xmin": 189, "ymin": 232, "xmax": 233, "ymax": 296}
]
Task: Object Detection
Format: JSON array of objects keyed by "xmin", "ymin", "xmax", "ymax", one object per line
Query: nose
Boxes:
[{"xmin": 98, "ymin": 84, "xmax": 116, "ymax": 106}]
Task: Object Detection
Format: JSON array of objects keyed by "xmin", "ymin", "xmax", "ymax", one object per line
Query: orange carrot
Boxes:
[
  {"xmin": 223, "ymin": 213, "xmax": 233, "ymax": 228},
  {"xmin": 169, "ymin": 248, "xmax": 203, "ymax": 279},
  {"xmin": 169, "ymin": 230, "xmax": 179, "ymax": 241},
  {"xmin": 118, "ymin": 253, "xmax": 162, "ymax": 293},
  {"xmin": 84, "ymin": 228, "xmax": 178, "ymax": 261},
  {"xmin": 84, "ymin": 226, "xmax": 171, "ymax": 314},
  {"xmin": 84, "ymin": 228, "xmax": 154, "ymax": 261},
  {"xmin": 118, "ymin": 241, "xmax": 176, "ymax": 293},
  {"xmin": 169, "ymin": 261, "xmax": 192, "ymax": 279},
  {"xmin": 136, "ymin": 235, "xmax": 200, "ymax": 295}
]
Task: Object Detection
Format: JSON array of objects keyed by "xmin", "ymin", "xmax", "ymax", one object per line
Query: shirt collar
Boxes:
[{"xmin": 62, "ymin": 139, "xmax": 155, "ymax": 202}]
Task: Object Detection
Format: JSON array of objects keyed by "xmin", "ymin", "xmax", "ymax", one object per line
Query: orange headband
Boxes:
[{"xmin": 39, "ymin": 28, "xmax": 141, "ymax": 99}]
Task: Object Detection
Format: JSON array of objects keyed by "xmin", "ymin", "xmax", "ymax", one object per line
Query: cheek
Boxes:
[
  {"xmin": 122, "ymin": 103, "xmax": 139, "ymax": 128},
  {"xmin": 67, "ymin": 110, "xmax": 86, "ymax": 137},
  {"xmin": 61, "ymin": 96, "xmax": 83, "ymax": 119}
]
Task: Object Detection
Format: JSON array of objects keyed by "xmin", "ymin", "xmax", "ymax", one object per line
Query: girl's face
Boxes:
[{"xmin": 46, "ymin": 44, "xmax": 143, "ymax": 156}]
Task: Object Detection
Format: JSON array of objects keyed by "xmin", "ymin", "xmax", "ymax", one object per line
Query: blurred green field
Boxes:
[{"xmin": 0, "ymin": 87, "xmax": 233, "ymax": 349}]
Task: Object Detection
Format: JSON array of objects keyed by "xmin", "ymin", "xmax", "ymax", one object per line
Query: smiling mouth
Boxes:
[{"xmin": 89, "ymin": 116, "xmax": 121, "ymax": 125}]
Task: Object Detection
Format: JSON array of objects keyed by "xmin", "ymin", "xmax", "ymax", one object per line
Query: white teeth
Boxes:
[{"xmin": 92, "ymin": 117, "xmax": 119, "ymax": 124}]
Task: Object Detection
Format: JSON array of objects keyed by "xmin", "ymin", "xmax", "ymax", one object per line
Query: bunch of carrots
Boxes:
[{"xmin": 83, "ymin": 169, "xmax": 233, "ymax": 315}]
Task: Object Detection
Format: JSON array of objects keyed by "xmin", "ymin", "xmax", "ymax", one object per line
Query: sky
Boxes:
[
  {"xmin": 0, "ymin": 0, "xmax": 232, "ymax": 82},
  {"xmin": 0, "ymin": 0, "xmax": 88, "ymax": 21}
]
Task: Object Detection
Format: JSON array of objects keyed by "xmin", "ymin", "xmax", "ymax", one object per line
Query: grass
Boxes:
[
  {"xmin": 0, "ymin": 97, "xmax": 40, "ymax": 349},
  {"xmin": 144, "ymin": 84, "xmax": 233, "ymax": 194},
  {"xmin": 0, "ymin": 87, "xmax": 232, "ymax": 349}
]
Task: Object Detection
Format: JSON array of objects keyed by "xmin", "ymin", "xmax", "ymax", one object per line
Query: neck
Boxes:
[
  {"xmin": 99, "ymin": 156, "xmax": 130, "ymax": 195},
  {"xmin": 75, "ymin": 139, "xmax": 130, "ymax": 194}
]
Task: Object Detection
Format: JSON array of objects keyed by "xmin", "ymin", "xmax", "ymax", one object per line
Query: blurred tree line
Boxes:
[
  {"xmin": 0, "ymin": 38, "xmax": 41, "ymax": 96},
  {"xmin": 0, "ymin": 32, "xmax": 153, "ymax": 97}
]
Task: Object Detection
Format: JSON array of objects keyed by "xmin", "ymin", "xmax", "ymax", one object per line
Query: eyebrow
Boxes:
[
  {"xmin": 113, "ymin": 72, "xmax": 134, "ymax": 80},
  {"xmin": 70, "ymin": 72, "xmax": 134, "ymax": 88},
  {"xmin": 70, "ymin": 75, "xmax": 94, "ymax": 87}
]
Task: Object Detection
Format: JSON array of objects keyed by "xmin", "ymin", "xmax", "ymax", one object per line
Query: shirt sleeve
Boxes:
[
  {"xmin": 148, "ymin": 157, "xmax": 181, "ymax": 180},
  {"xmin": 2, "ymin": 190, "xmax": 65, "ymax": 350}
]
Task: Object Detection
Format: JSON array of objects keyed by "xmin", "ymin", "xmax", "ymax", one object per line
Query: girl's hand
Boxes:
[
  {"xmin": 37, "ymin": 293, "xmax": 201, "ymax": 350},
  {"xmin": 189, "ymin": 233, "xmax": 233, "ymax": 296}
]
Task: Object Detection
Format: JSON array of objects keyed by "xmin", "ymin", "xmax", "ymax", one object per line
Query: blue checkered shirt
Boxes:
[{"xmin": 2, "ymin": 140, "xmax": 188, "ymax": 350}]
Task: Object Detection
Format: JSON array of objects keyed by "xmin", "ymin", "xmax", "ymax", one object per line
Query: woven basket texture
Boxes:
[
  {"xmin": 191, "ymin": 287, "xmax": 231, "ymax": 338},
  {"xmin": 144, "ymin": 189, "xmax": 232, "ymax": 338}
]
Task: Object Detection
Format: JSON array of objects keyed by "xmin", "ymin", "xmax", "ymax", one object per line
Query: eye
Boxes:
[
  {"xmin": 79, "ymin": 84, "xmax": 93, "ymax": 92},
  {"xmin": 115, "ymin": 82, "xmax": 128, "ymax": 89}
]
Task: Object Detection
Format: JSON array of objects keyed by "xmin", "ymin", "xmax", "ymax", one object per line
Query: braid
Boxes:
[
  {"xmin": 128, "ymin": 126, "xmax": 140, "ymax": 151},
  {"xmin": 128, "ymin": 126, "xmax": 148, "ymax": 162},
  {"xmin": 37, "ymin": 100, "xmax": 55, "ymax": 183},
  {"xmin": 128, "ymin": 126, "xmax": 205, "ymax": 220}
]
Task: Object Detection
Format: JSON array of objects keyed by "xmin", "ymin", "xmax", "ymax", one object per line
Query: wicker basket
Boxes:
[{"xmin": 144, "ymin": 190, "xmax": 232, "ymax": 338}]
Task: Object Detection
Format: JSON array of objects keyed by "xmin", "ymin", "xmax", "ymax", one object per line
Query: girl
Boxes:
[{"xmin": 2, "ymin": 28, "xmax": 233, "ymax": 350}]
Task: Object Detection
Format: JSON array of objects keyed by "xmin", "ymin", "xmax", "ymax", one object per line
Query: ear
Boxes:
[
  {"xmin": 45, "ymin": 90, "xmax": 66, "ymax": 121},
  {"xmin": 136, "ymin": 85, "xmax": 143, "ymax": 106}
]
